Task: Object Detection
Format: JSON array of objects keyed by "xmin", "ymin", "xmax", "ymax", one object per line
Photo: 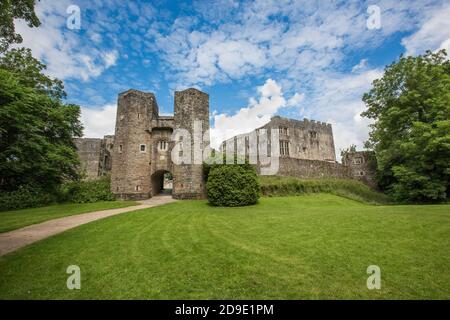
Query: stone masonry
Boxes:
[{"xmin": 75, "ymin": 88, "xmax": 376, "ymax": 199}]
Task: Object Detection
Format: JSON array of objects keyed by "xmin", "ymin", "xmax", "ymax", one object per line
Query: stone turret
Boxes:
[
  {"xmin": 172, "ymin": 88, "xmax": 210, "ymax": 199},
  {"xmin": 111, "ymin": 89, "xmax": 157, "ymax": 200}
]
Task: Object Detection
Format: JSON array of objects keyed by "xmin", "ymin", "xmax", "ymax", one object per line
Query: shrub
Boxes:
[
  {"xmin": 206, "ymin": 163, "xmax": 260, "ymax": 207},
  {"xmin": 0, "ymin": 185, "xmax": 55, "ymax": 211},
  {"xmin": 259, "ymin": 176, "xmax": 391, "ymax": 205},
  {"xmin": 60, "ymin": 175, "xmax": 115, "ymax": 203}
]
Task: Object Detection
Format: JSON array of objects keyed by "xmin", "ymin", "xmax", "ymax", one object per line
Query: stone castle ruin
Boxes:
[{"xmin": 74, "ymin": 88, "xmax": 376, "ymax": 200}]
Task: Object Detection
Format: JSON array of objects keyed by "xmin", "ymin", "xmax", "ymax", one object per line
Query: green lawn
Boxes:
[
  {"xmin": 0, "ymin": 194, "xmax": 449, "ymax": 299},
  {"xmin": 0, "ymin": 201, "xmax": 138, "ymax": 233}
]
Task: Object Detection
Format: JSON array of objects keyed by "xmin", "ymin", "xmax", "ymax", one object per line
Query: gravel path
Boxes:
[{"xmin": 0, "ymin": 195, "xmax": 177, "ymax": 256}]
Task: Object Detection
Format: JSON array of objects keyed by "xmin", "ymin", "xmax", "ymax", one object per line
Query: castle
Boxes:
[{"xmin": 74, "ymin": 88, "xmax": 376, "ymax": 200}]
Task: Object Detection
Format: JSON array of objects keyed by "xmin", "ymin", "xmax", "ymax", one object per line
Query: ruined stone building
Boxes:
[
  {"xmin": 74, "ymin": 88, "xmax": 376, "ymax": 200},
  {"xmin": 341, "ymin": 150, "xmax": 377, "ymax": 188}
]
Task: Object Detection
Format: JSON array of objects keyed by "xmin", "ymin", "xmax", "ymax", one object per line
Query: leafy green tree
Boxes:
[
  {"xmin": 0, "ymin": 53, "xmax": 83, "ymax": 192},
  {"xmin": 0, "ymin": 48, "xmax": 65, "ymax": 99},
  {"xmin": 362, "ymin": 50, "xmax": 450, "ymax": 202},
  {"xmin": 0, "ymin": 0, "xmax": 40, "ymax": 53}
]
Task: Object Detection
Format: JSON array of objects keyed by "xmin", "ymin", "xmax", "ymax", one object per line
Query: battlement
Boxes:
[
  {"xmin": 118, "ymin": 89, "xmax": 159, "ymax": 120},
  {"xmin": 270, "ymin": 115, "xmax": 332, "ymax": 131}
]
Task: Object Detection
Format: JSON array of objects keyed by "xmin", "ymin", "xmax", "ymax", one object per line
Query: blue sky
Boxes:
[{"xmin": 14, "ymin": 0, "xmax": 450, "ymax": 153}]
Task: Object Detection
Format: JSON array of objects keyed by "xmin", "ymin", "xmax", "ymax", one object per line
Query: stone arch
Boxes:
[{"xmin": 151, "ymin": 169, "xmax": 173, "ymax": 195}]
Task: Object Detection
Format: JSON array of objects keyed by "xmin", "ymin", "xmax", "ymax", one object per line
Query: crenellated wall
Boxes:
[{"xmin": 74, "ymin": 89, "xmax": 377, "ymax": 200}]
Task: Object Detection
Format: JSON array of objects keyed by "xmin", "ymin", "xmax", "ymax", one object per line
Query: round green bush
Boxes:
[{"xmin": 206, "ymin": 164, "xmax": 260, "ymax": 207}]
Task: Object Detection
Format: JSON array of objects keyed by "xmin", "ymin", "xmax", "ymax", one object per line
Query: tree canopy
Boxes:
[
  {"xmin": 362, "ymin": 50, "xmax": 450, "ymax": 202},
  {"xmin": 0, "ymin": 49, "xmax": 83, "ymax": 192},
  {"xmin": 0, "ymin": 0, "xmax": 40, "ymax": 53},
  {"xmin": 0, "ymin": 48, "xmax": 65, "ymax": 99}
]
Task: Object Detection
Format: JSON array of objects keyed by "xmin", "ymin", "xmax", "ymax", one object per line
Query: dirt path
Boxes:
[{"xmin": 0, "ymin": 195, "xmax": 177, "ymax": 257}]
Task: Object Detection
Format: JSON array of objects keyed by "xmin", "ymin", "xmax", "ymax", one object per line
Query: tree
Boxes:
[
  {"xmin": 0, "ymin": 48, "xmax": 65, "ymax": 99},
  {"xmin": 340, "ymin": 144, "xmax": 357, "ymax": 159},
  {"xmin": 362, "ymin": 50, "xmax": 450, "ymax": 202},
  {"xmin": 0, "ymin": 0, "xmax": 40, "ymax": 53},
  {"xmin": 0, "ymin": 54, "xmax": 83, "ymax": 192}
]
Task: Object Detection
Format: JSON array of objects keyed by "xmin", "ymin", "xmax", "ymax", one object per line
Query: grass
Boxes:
[
  {"xmin": 259, "ymin": 176, "xmax": 390, "ymax": 205},
  {"xmin": 0, "ymin": 194, "xmax": 449, "ymax": 299},
  {"xmin": 0, "ymin": 201, "xmax": 138, "ymax": 233}
]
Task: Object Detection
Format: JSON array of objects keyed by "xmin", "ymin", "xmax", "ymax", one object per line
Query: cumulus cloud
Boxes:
[
  {"xmin": 352, "ymin": 59, "xmax": 368, "ymax": 73},
  {"xmin": 210, "ymin": 79, "xmax": 286, "ymax": 149},
  {"xmin": 287, "ymin": 92, "xmax": 305, "ymax": 107},
  {"xmin": 402, "ymin": 3, "xmax": 450, "ymax": 56},
  {"xmin": 148, "ymin": 0, "xmax": 438, "ymax": 89},
  {"xmin": 80, "ymin": 104, "xmax": 117, "ymax": 138},
  {"xmin": 13, "ymin": 0, "xmax": 119, "ymax": 81},
  {"xmin": 209, "ymin": 69, "xmax": 383, "ymax": 159},
  {"xmin": 304, "ymin": 69, "xmax": 384, "ymax": 156}
]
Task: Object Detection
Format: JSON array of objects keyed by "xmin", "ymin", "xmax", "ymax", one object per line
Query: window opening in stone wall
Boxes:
[
  {"xmin": 280, "ymin": 140, "xmax": 289, "ymax": 156},
  {"xmin": 159, "ymin": 140, "xmax": 168, "ymax": 151},
  {"xmin": 309, "ymin": 130, "xmax": 318, "ymax": 139}
]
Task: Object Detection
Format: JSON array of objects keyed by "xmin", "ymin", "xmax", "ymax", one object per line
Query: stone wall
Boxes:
[
  {"xmin": 273, "ymin": 157, "xmax": 351, "ymax": 179},
  {"xmin": 263, "ymin": 116, "xmax": 336, "ymax": 162},
  {"xmin": 111, "ymin": 89, "xmax": 157, "ymax": 200},
  {"xmin": 73, "ymin": 138, "xmax": 103, "ymax": 180},
  {"xmin": 222, "ymin": 116, "xmax": 336, "ymax": 162},
  {"xmin": 342, "ymin": 151, "xmax": 377, "ymax": 188},
  {"xmin": 74, "ymin": 88, "xmax": 377, "ymax": 200},
  {"xmin": 172, "ymin": 88, "xmax": 210, "ymax": 199}
]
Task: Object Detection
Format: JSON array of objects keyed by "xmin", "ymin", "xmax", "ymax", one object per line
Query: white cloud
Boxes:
[
  {"xmin": 402, "ymin": 3, "xmax": 450, "ymax": 56},
  {"xmin": 149, "ymin": 0, "xmax": 437, "ymax": 88},
  {"xmin": 352, "ymin": 59, "xmax": 368, "ymax": 73},
  {"xmin": 287, "ymin": 92, "xmax": 305, "ymax": 107},
  {"xmin": 209, "ymin": 70, "xmax": 383, "ymax": 159},
  {"xmin": 103, "ymin": 51, "xmax": 119, "ymax": 68},
  {"xmin": 210, "ymin": 79, "xmax": 286, "ymax": 149},
  {"xmin": 80, "ymin": 104, "xmax": 116, "ymax": 138},
  {"xmin": 13, "ymin": 0, "xmax": 119, "ymax": 81},
  {"xmin": 305, "ymin": 69, "xmax": 384, "ymax": 156}
]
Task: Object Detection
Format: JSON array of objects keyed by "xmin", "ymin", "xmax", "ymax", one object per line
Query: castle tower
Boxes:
[
  {"xmin": 172, "ymin": 88, "xmax": 210, "ymax": 199},
  {"xmin": 111, "ymin": 89, "xmax": 158, "ymax": 200}
]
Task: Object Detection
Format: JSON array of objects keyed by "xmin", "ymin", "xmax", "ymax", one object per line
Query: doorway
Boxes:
[{"xmin": 151, "ymin": 170, "xmax": 173, "ymax": 195}]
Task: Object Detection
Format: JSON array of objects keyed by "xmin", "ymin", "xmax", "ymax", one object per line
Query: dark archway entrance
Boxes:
[{"xmin": 151, "ymin": 170, "xmax": 173, "ymax": 195}]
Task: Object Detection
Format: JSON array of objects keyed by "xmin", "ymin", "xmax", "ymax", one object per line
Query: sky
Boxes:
[{"xmin": 13, "ymin": 0, "xmax": 450, "ymax": 155}]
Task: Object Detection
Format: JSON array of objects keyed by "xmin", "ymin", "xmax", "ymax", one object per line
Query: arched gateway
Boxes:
[{"xmin": 110, "ymin": 88, "xmax": 209, "ymax": 200}]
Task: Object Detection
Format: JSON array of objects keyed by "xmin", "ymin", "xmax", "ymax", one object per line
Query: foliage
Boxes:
[
  {"xmin": 0, "ymin": 62, "xmax": 82, "ymax": 193},
  {"xmin": 259, "ymin": 176, "xmax": 390, "ymax": 205},
  {"xmin": 60, "ymin": 175, "xmax": 116, "ymax": 203},
  {"xmin": 362, "ymin": 50, "xmax": 450, "ymax": 202},
  {"xmin": 0, "ymin": 0, "xmax": 40, "ymax": 53},
  {"xmin": 0, "ymin": 48, "xmax": 66, "ymax": 99},
  {"xmin": 206, "ymin": 161, "xmax": 260, "ymax": 207},
  {"xmin": 0, "ymin": 184, "xmax": 55, "ymax": 211},
  {"xmin": 340, "ymin": 144, "xmax": 356, "ymax": 159}
]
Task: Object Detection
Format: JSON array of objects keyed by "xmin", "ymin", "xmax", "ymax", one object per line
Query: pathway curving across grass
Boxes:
[
  {"xmin": 0, "ymin": 194, "xmax": 449, "ymax": 299},
  {"xmin": 0, "ymin": 201, "xmax": 138, "ymax": 233}
]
